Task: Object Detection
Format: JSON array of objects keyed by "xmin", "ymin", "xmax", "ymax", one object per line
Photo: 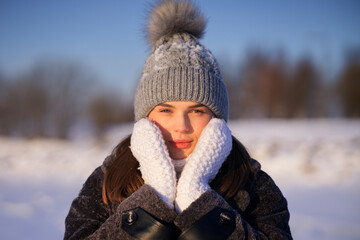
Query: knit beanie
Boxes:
[{"xmin": 134, "ymin": 0, "xmax": 229, "ymax": 121}]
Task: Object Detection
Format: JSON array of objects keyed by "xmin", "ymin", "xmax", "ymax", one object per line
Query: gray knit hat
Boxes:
[{"xmin": 134, "ymin": 0, "xmax": 229, "ymax": 121}]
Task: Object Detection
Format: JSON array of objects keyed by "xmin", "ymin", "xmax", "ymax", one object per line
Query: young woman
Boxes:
[{"xmin": 64, "ymin": 1, "xmax": 292, "ymax": 239}]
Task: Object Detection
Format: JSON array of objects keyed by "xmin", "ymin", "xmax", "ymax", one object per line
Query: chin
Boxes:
[{"xmin": 170, "ymin": 152, "xmax": 187, "ymax": 160}]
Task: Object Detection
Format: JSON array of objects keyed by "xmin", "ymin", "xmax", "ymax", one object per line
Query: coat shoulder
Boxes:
[{"xmin": 78, "ymin": 166, "xmax": 104, "ymax": 197}]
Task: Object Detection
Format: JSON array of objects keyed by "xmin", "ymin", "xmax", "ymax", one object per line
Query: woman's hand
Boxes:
[
  {"xmin": 175, "ymin": 118, "xmax": 232, "ymax": 213},
  {"xmin": 130, "ymin": 118, "xmax": 177, "ymax": 209}
]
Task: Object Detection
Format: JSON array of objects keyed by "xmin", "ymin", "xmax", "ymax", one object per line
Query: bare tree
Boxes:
[
  {"xmin": 0, "ymin": 69, "xmax": 49, "ymax": 137},
  {"xmin": 44, "ymin": 61, "xmax": 89, "ymax": 139},
  {"xmin": 338, "ymin": 56, "xmax": 360, "ymax": 117},
  {"xmin": 0, "ymin": 59, "xmax": 92, "ymax": 139},
  {"xmin": 257, "ymin": 59, "xmax": 288, "ymax": 118},
  {"xmin": 220, "ymin": 60, "xmax": 242, "ymax": 119},
  {"xmin": 224, "ymin": 49, "xmax": 330, "ymax": 119},
  {"xmin": 236, "ymin": 50, "xmax": 288, "ymax": 118},
  {"xmin": 88, "ymin": 91, "xmax": 133, "ymax": 139},
  {"xmin": 0, "ymin": 73, "xmax": 13, "ymax": 135},
  {"xmin": 236, "ymin": 51, "xmax": 267, "ymax": 118},
  {"xmin": 286, "ymin": 58, "xmax": 322, "ymax": 118}
]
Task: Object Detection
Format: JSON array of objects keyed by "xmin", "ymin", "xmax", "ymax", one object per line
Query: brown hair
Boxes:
[{"xmin": 102, "ymin": 135, "xmax": 254, "ymax": 204}]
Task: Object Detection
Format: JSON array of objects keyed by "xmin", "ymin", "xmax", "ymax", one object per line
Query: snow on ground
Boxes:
[{"xmin": 0, "ymin": 119, "xmax": 359, "ymax": 239}]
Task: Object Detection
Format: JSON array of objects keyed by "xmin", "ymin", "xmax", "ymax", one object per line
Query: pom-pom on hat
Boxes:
[{"xmin": 134, "ymin": 0, "xmax": 229, "ymax": 121}]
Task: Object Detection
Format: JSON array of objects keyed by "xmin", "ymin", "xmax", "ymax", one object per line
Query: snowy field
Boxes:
[{"xmin": 0, "ymin": 119, "xmax": 359, "ymax": 240}]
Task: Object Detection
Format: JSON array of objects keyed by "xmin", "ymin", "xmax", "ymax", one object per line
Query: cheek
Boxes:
[
  {"xmin": 193, "ymin": 117, "xmax": 212, "ymax": 138},
  {"xmin": 149, "ymin": 118, "xmax": 171, "ymax": 138},
  {"xmin": 157, "ymin": 123, "xmax": 171, "ymax": 138}
]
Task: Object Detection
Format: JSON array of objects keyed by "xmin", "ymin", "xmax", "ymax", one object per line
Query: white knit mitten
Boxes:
[
  {"xmin": 175, "ymin": 118, "xmax": 232, "ymax": 213},
  {"xmin": 130, "ymin": 118, "xmax": 177, "ymax": 209}
]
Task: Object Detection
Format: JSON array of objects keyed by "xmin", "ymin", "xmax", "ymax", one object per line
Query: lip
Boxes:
[{"xmin": 169, "ymin": 139, "xmax": 192, "ymax": 149}]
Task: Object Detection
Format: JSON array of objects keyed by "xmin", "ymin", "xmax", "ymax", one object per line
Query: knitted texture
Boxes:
[
  {"xmin": 130, "ymin": 118, "xmax": 176, "ymax": 209},
  {"xmin": 175, "ymin": 118, "xmax": 232, "ymax": 213},
  {"xmin": 134, "ymin": 0, "xmax": 229, "ymax": 121}
]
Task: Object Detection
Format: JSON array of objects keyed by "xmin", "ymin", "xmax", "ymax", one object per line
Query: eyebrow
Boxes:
[
  {"xmin": 157, "ymin": 103, "xmax": 175, "ymax": 108},
  {"xmin": 188, "ymin": 103, "xmax": 206, "ymax": 108},
  {"xmin": 157, "ymin": 103, "xmax": 206, "ymax": 108}
]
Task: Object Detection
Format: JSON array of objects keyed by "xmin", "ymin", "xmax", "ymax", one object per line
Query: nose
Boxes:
[{"xmin": 173, "ymin": 114, "xmax": 190, "ymax": 133}]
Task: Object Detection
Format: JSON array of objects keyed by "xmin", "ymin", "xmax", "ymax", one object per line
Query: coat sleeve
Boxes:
[
  {"xmin": 64, "ymin": 167, "xmax": 178, "ymax": 240},
  {"xmin": 173, "ymin": 170, "xmax": 292, "ymax": 240}
]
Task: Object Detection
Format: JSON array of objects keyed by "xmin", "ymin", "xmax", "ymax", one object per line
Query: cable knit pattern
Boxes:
[
  {"xmin": 134, "ymin": 1, "xmax": 229, "ymax": 121},
  {"xmin": 130, "ymin": 118, "xmax": 177, "ymax": 209},
  {"xmin": 175, "ymin": 118, "xmax": 232, "ymax": 213}
]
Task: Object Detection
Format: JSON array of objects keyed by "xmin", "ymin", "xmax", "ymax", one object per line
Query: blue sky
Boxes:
[{"xmin": 1, "ymin": 0, "xmax": 360, "ymax": 97}]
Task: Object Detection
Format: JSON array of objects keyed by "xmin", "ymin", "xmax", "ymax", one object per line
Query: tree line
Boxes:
[
  {"xmin": 0, "ymin": 49, "xmax": 359, "ymax": 139},
  {"xmin": 223, "ymin": 49, "xmax": 359, "ymax": 119}
]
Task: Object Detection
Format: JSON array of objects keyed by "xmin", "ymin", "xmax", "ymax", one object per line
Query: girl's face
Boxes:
[{"xmin": 148, "ymin": 101, "xmax": 213, "ymax": 160}]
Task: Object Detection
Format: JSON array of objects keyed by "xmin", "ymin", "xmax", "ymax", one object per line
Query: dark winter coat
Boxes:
[{"xmin": 64, "ymin": 159, "xmax": 292, "ymax": 239}]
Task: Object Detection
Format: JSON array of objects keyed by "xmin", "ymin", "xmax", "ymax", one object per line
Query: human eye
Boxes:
[
  {"xmin": 159, "ymin": 108, "xmax": 171, "ymax": 113},
  {"xmin": 192, "ymin": 109, "xmax": 205, "ymax": 114}
]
